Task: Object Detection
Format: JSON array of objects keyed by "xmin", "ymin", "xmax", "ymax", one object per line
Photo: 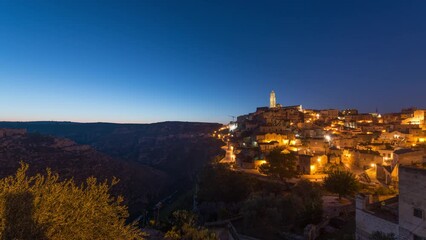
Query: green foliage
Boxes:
[
  {"xmin": 198, "ymin": 164, "xmax": 252, "ymax": 203},
  {"xmin": 165, "ymin": 210, "xmax": 216, "ymax": 240},
  {"xmin": 323, "ymin": 163, "xmax": 346, "ymax": 174},
  {"xmin": 369, "ymin": 231, "xmax": 397, "ymax": 240},
  {"xmin": 241, "ymin": 180, "xmax": 323, "ymax": 232},
  {"xmin": 324, "ymin": 170, "xmax": 358, "ymax": 199},
  {"xmin": 292, "ymin": 180, "xmax": 323, "ymax": 225},
  {"xmin": 258, "ymin": 148, "xmax": 298, "ymax": 180},
  {"xmin": 241, "ymin": 193, "xmax": 301, "ymax": 230},
  {"xmin": 0, "ymin": 163, "xmax": 145, "ymax": 240},
  {"xmin": 374, "ymin": 187, "xmax": 396, "ymax": 196}
]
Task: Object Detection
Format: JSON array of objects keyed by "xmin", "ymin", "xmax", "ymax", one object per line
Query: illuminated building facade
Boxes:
[{"xmin": 269, "ymin": 90, "xmax": 276, "ymax": 108}]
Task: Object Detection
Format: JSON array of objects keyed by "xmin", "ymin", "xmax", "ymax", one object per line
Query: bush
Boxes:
[
  {"xmin": 324, "ymin": 170, "xmax": 358, "ymax": 199},
  {"xmin": 198, "ymin": 164, "xmax": 252, "ymax": 203},
  {"xmin": 241, "ymin": 180, "xmax": 323, "ymax": 231},
  {"xmin": 0, "ymin": 163, "xmax": 145, "ymax": 240},
  {"xmin": 165, "ymin": 210, "xmax": 216, "ymax": 240},
  {"xmin": 374, "ymin": 187, "xmax": 396, "ymax": 196}
]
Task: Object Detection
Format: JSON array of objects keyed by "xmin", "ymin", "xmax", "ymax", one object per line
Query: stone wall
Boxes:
[
  {"xmin": 355, "ymin": 195, "xmax": 399, "ymax": 240},
  {"xmin": 399, "ymin": 166, "xmax": 426, "ymax": 239}
]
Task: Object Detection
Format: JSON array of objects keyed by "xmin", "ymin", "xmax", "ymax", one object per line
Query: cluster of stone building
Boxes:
[
  {"xmin": 231, "ymin": 91, "xmax": 426, "ymax": 178},
  {"xmin": 227, "ymin": 91, "xmax": 426, "ymax": 239}
]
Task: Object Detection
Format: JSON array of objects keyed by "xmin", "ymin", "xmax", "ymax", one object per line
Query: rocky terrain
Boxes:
[
  {"xmin": 0, "ymin": 122, "xmax": 224, "ymax": 216},
  {"xmin": 0, "ymin": 129, "xmax": 167, "ymax": 215}
]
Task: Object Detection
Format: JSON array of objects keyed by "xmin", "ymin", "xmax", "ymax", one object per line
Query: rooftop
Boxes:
[
  {"xmin": 365, "ymin": 196, "xmax": 399, "ymax": 224},
  {"xmin": 394, "ymin": 148, "xmax": 418, "ymax": 154}
]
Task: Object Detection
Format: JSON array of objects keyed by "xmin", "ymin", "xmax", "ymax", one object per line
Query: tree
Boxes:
[
  {"xmin": 0, "ymin": 163, "xmax": 145, "ymax": 240},
  {"xmin": 323, "ymin": 170, "xmax": 358, "ymax": 199},
  {"xmin": 165, "ymin": 210, "xmax": 216, "ymax": 240},
  {"xmin": 240, "ymin": 193, "xmax": 302, "ymax": 232},
  {"xmin": 240, "ymin": 180, "xmax": 323, "ymax": 233},
  {"xmin": 292, "ymin": 180, "xmax": 323, "ymax": 225},
  {"xmin": 369, "ymin": 231, "xmax": 397, "ymax": 240},
  {"xmin": 258, "ymin": 148, "xmax": 298, "ymax": 180},
  {"xmin": 198, "ymin": 164, "xmax": 252, "ymax": 203},
  {"xmin": 323, "ymin": 163, "xmax": 346, "ymax": 174}
]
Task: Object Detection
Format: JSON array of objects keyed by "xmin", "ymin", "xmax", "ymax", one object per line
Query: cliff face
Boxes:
[{"xmin": 0, "ymin": 130, "xmax": 168, "ymax": 215}]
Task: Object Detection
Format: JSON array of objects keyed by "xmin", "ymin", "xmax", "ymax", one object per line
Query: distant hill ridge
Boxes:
[{"xmin": 0, "ymin": 121, "xmax": 223, "ymax": 164}]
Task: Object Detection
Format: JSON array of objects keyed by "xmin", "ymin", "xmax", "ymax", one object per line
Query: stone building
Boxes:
[
  {"xmin": 398, "ymin": 166, "xmax": 426, "ymax": 239},
  {"xmin": 356, "ymin": 165, "xmax": 426, "ymax": 240},
  {"xmin": 392, "ymin": 149, "xmax": 424, "ymax": 167}
]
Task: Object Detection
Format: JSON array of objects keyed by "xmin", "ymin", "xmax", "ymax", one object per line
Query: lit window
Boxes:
[{"xmin": 413, "ymin": 208, "xmax": 423, "ymax": 219}]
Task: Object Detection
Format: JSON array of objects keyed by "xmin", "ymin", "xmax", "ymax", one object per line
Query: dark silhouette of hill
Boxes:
[
  {"xmin": 0, "ymin": 121, "xmax": 225, "ymax": 216},
  {"xmin": 0, "ymin": 129, "xmax": 167, "ymax": 215}
]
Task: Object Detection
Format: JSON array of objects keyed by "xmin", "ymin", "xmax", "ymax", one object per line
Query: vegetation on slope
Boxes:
[{"xmin": 0, "ymin": 163, "xmax": 145, "ymax": 240}]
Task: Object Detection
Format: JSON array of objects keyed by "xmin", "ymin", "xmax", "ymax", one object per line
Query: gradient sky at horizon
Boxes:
[{"xmin": 1, "ymin": 0, "xmax": 426, "ymax": 123}]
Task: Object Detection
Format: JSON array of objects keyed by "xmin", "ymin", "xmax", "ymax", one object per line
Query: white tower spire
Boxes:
[{"xmin": 270, "ymin": 90, "xmax": 276, "ymax": 108}]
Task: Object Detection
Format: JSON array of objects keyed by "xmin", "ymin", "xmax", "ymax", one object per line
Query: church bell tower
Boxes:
[{"xmin": 269, "ymin": 91, "xmax": 276, "ymax": 108}]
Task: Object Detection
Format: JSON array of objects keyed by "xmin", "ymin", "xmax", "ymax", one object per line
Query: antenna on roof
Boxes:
[{"xmin": 228, "ymin": 115, "xmax": 236, "ymax": 121}]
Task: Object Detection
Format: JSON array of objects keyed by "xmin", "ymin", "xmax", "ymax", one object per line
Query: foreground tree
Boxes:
[
  {"xmin": 259, "ymin": 148, "xmax": 298, "ymax": 180},
  {"xmin": 0, "ymin": 163, "xmax": 145, "ymax": 240},
  {"xmin": 323, "ymin": 170, "xmax": 358, "ymax": 199},
  {"xmin": 369, "ymin": 231, "xmax": 397, "ymax": 240},
  {"xmin": 165, "ymin": 210, "xmax": 216, "ymax": 240}
]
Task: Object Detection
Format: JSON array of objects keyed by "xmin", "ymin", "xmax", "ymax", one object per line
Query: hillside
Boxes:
[
  {"xmin": 0, "ymin": 129, "xmax": 167, "ymax": 215},
  {"xmin": 0, "ymin": 122, "xmax": 225, "ymax": 216}
]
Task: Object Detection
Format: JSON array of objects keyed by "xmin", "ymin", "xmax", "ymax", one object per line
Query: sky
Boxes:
[{"xmin": 1, "ymin": 0, "xmax": 426, "ymax": 123}]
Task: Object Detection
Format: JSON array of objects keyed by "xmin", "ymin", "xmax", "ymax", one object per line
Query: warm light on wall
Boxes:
[{"xmin": 324, "ymin": 135, "xmax": 331, "ymax": 142}]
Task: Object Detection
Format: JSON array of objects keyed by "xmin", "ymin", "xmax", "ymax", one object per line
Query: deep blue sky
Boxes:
[{"xmin": 1, "ymin": 0, "xmax": 426, "ymax": 123}]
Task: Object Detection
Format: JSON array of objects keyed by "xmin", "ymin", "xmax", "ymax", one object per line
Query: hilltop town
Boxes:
[{"xmin": 214, "ymin": 91, "xmax": 426, "ymax": 239}]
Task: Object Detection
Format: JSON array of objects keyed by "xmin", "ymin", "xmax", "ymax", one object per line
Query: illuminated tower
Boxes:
[{"xmin": 269, "ymin": 91, "xmax": 276, "ymax": 108}]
